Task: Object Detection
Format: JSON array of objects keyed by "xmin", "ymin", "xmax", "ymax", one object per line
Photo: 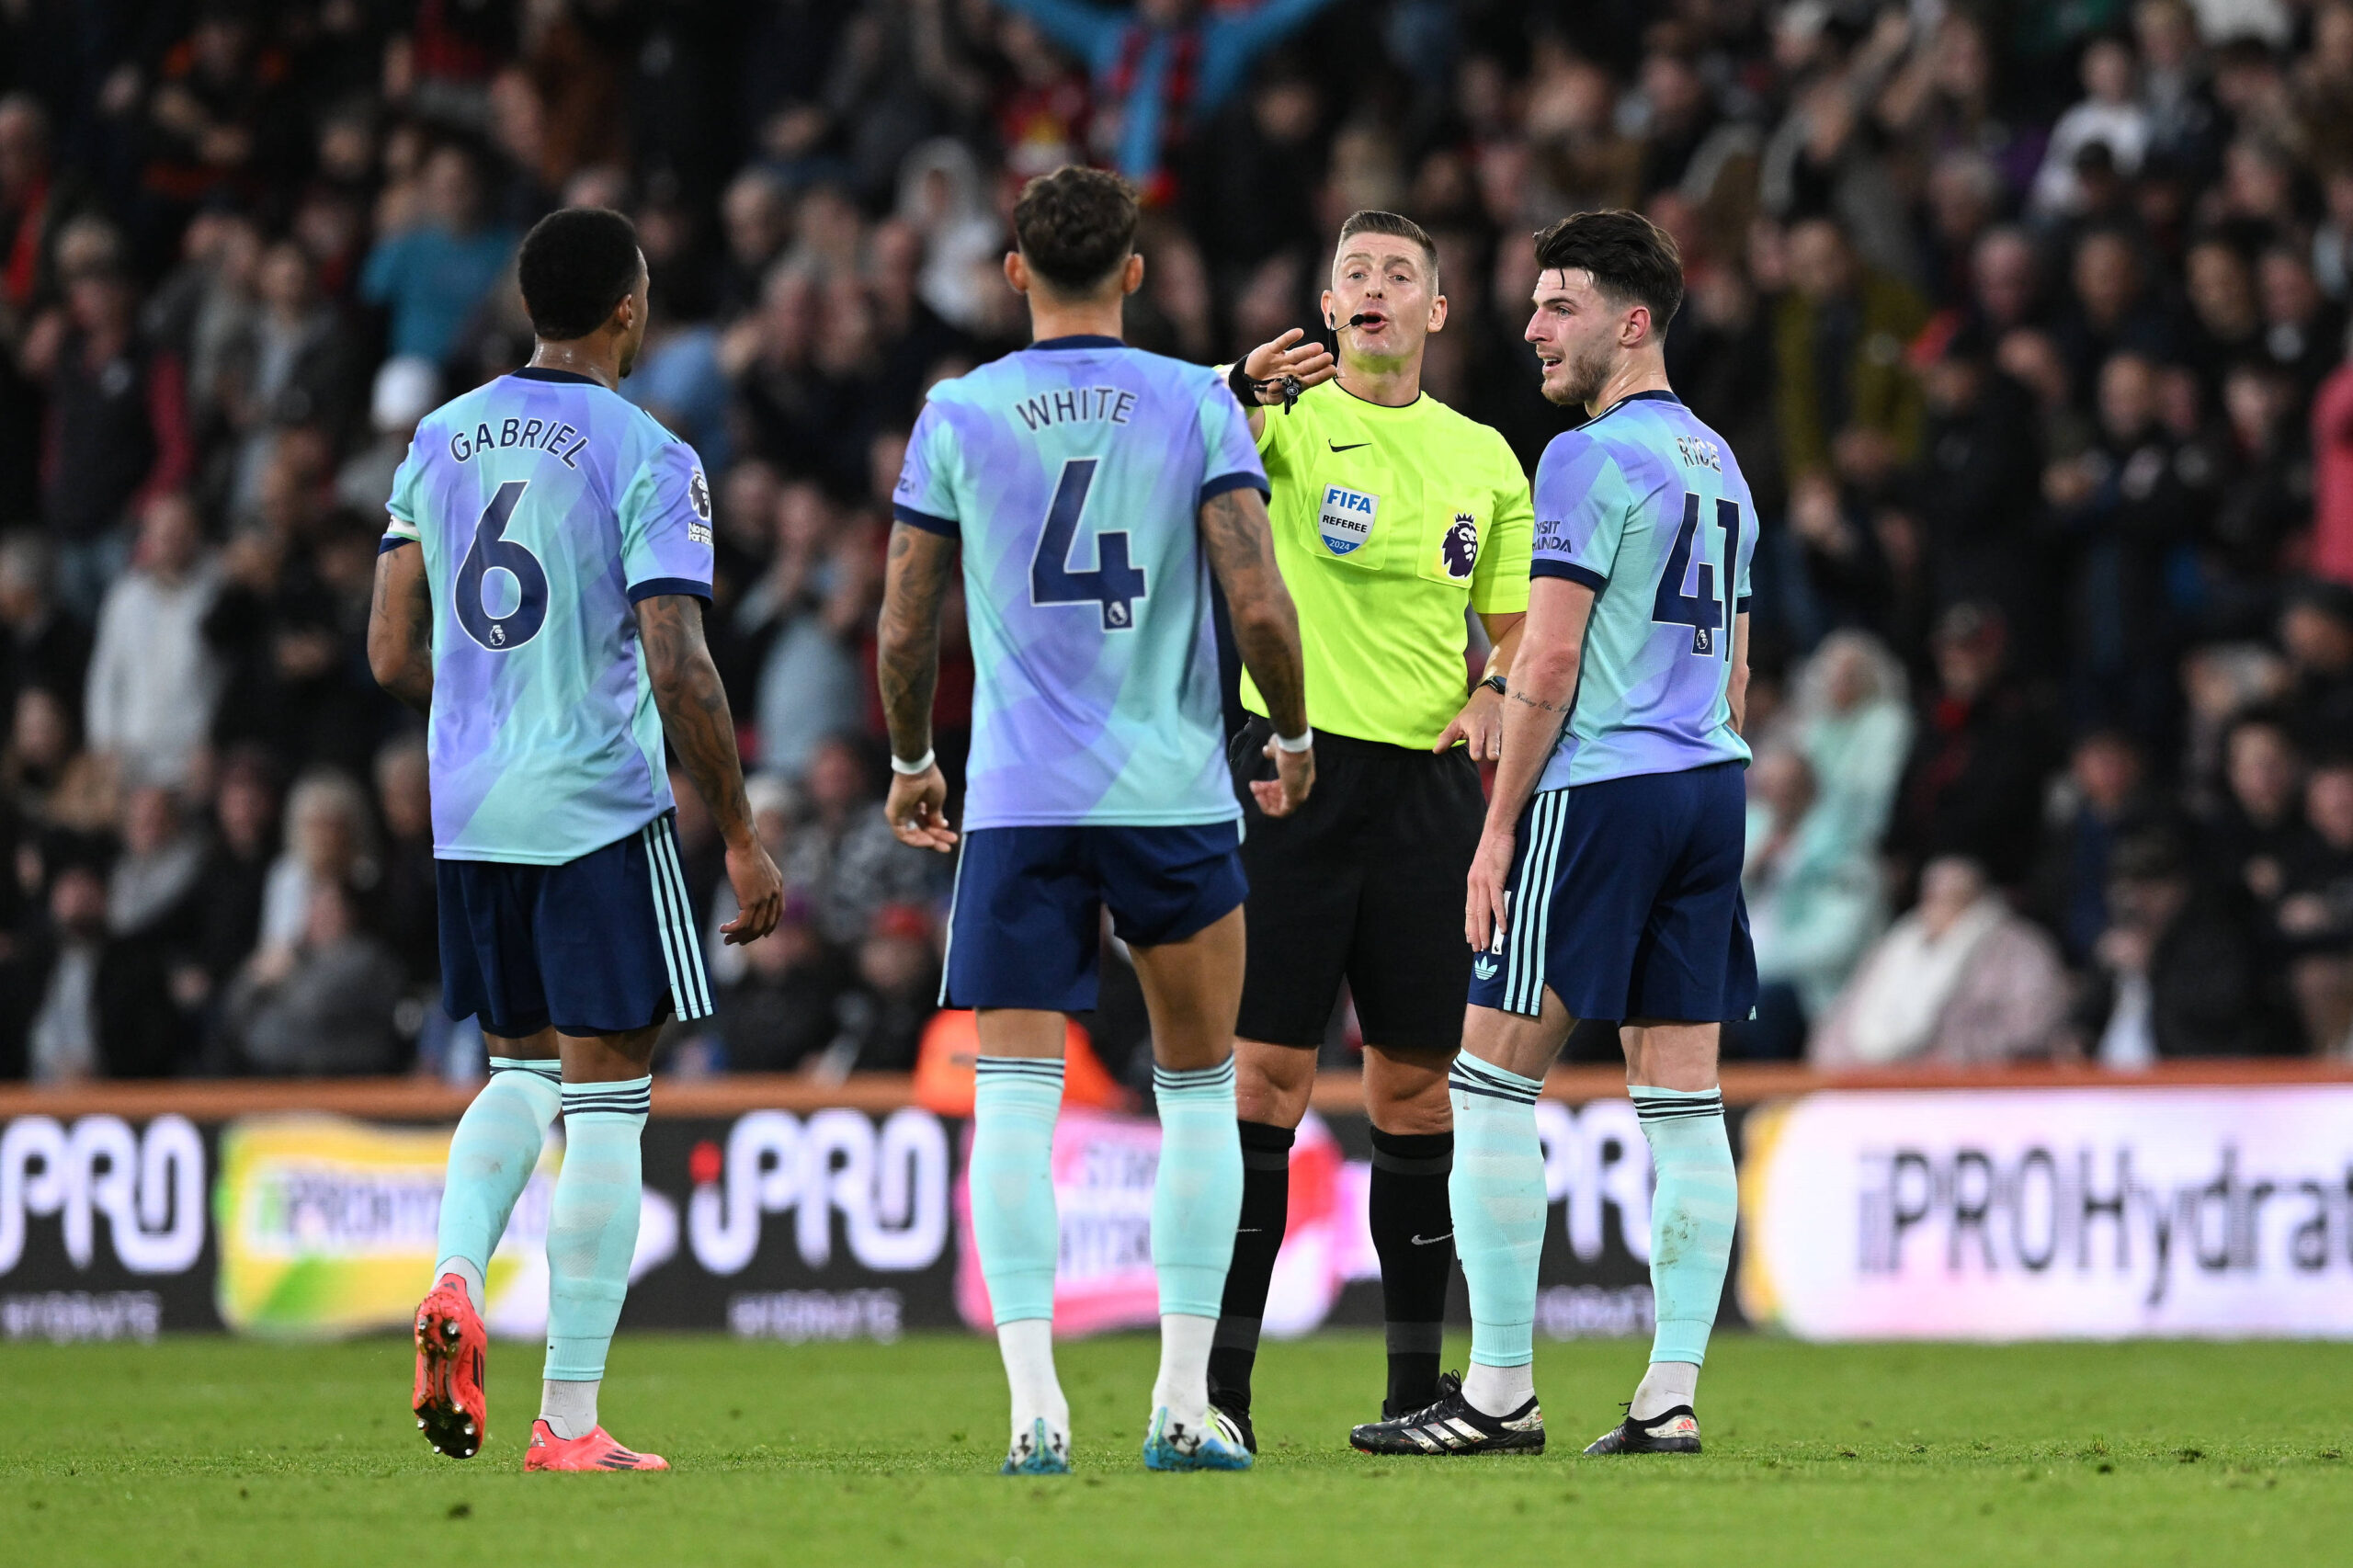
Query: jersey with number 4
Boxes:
[
  {"xmin": 1531, "ymin": 390, "xmax": 1756, "ymax": 790},
  {"xmin": 892, "ymin": 335, "xmax": 1267, "ymax": 830},
  {"xmin": 382, "ymin": 366, "xmax": 715, "ymax": 865}
]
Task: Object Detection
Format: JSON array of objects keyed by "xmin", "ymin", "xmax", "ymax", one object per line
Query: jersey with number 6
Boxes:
[
  {"xmin": 381, "ymin": 366, "xmax": 715, "ymax": 865},
  {"xmin": 1531, "ymin": 390, "xmax": 1756, "ymax": 790},
  {"xmin": 892, "ymin": 334, "xmax": 1267, "ymax": 830}
]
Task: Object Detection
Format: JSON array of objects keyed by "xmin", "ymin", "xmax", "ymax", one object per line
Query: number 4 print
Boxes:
[
  {"xmin": 1029, "ymin": 458, "xmax": 1147, "ymax": 631},
  {"xmin": 1652, "ymin": 491, "xmax": 1742, "ymax": 658}
]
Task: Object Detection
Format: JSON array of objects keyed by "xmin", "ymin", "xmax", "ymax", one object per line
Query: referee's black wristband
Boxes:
[
  {"xmin": 1226, "ymin": 360, "xmax": 1260, "ymax": 408},
  {"xmin": 1480, "ymin": 673, "xmax": 1507, "ymax": 697}
]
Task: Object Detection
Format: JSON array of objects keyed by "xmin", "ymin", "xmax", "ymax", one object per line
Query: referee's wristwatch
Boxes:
[{"xmin": 1479, "ymin": 673, "xmax": 1507, "ymax": 697}]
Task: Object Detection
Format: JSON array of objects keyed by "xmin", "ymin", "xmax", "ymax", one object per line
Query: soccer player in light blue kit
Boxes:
[
  {"xmin": 877, "ymin": 167, "xmax": 1313, "ymax": 1474},
  {"xmin": 369, "ymin": 207, "xmax": 783, "ymax": 1472},
  {"xmin": 1352, "ymin": 210, "xmax": 1757, "ymax": 1459}
]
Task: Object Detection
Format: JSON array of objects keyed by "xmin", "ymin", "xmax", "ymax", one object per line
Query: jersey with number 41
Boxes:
[
  {"xmin": 1531, "ymin": 390, "xmax": 1757, "ymax": 791},
  {"xmin": 382, "ymin": 366, "xmax": 715, "ymax": 865},
  {"xmin": 892, "ymin": 335, "xmax": 1267, "ymax": 830}
]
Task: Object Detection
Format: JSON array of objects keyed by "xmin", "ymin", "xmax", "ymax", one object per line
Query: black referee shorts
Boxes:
[{"xmin": 1230, "ymin": 718, "xmax": 1483, "ymax": 1053}]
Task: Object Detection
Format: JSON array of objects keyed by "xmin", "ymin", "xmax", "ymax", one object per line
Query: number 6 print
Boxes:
[{"xmin": 455, "ymin": 480, "xmax": 550, "ymax": 651}]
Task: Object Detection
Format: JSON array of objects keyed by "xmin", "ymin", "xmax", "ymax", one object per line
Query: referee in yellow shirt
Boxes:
[{"xmin": 1207, "ymin": 210, "xmax": 1532, "ymax": 1449}]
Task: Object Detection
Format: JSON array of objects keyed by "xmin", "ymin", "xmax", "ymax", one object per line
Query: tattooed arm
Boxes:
[
  {"xmin": 635, "ymin": 592, "xmax": 782, "ymax": 944},
  {"xmin": 1197, "ymin": 484, "xmax": 1313, "ymax": 817},
  {"xmin": 366, "ymin": 542, "xmax": 434, "ymax": 714},
  {"xmin": 1466, "ymin": 574, "xmax": 1595, "ymax": 951},
  {"xmin": 876, "ymin": 521, "xmax": 961, "ymax": 851}
]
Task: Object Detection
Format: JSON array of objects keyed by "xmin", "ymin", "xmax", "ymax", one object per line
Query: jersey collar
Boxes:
[
  {"xmin": 510, "ymin": 366, "xmax": 603, "ymax": 385},
  {"xmin": 1026, "ymin": 335, "xmax": 1127, "ymax": 351}
]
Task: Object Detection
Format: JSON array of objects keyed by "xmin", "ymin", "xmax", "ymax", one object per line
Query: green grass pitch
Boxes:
[{"xmin": 6, "ymin": 1333, "xmax": 2347, "ymax": 1566}]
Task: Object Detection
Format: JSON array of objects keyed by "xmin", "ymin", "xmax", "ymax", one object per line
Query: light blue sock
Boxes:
[
  {"xmin": 1149, "ymin": 1057, "xmax": 1242, "ymax": 1320},
  {"xmin": 1633, "ymin": 1086, "xmax": 1735, "ymax": 1367},
  {"xmin": 1449, "ymin": 1053, "xmax": 1547, "ymax": 1370},
  {"xmin": 544, "ymin": 1076, "xmax": 651, "ymax": 1382},
  {"xmin": 433, "ymin": 1058, "xmax": 562, "ymax": 1299},
  {"xmin": 971, "ymin": 1057, "xmax": 1064, "ymax": 1324}
]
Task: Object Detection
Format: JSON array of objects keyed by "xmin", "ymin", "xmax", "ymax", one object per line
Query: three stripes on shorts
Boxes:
[{"xmin": 641, "ymin": 813, "xmax": 712, "ymax": 1021}]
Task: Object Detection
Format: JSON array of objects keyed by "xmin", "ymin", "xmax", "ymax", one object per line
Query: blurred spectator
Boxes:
[
  {"xmin": 84, "ymin": 492, "xmax": 222, "ymax": 789},
  {"xmin": 738, "ymin": 483, "xmax": 872, "ymax": 778},
  {"xmin": 821, "ymin": 902, "xmax": 943, "ymax": 1077},
  {"xmin": 257, "ymin": 768, "xmax": 377, "ymax": 958},
  {"xmin": 335, "ymin": 357, "xmax": 438, "ymax": 516},
  {"xmin": 108, "ymin": 783, "xmax": 205, "ymax": 947},
  {"xmin": 189, "ymin": 745, "xmax": 278, "ymax": 1005},
  {"xmin": 0, "ymin": 533, "xmax": 91, "ymax": 728},
  {"xmin": 216, "ymin": 240, "xmax": 362, "ymax": 481},
  {"xmin": 373, "ymin": 733, "xmax": 438, "ymax": 988},
  {"xmin": 359, "ymin": 141, "xmax": 516, "ymax": 367},
  {"xmin": 2277, "ymin": 580, "xmax": 2353, "ymax": 745},
  {"xmin": 713, "ymin": 893, "xmax": 852, "ymax": 1074},
  {"xmin": 1737, "ymin": 749, "xmax": 1884, "ymax": 1060},
  {"xmin": 2077, "ymin": 831, "xmax": 2297, "ymax": 1062},
  {"xmin": 225, "ymin": 880, "xmax": 405, "ymax": 1075},
  {"xmin": 2046, "ymin": 352, "xmax": 2197, "ymax": 745},
  {"xmin": 2035, "ymin": 729, "xmax": 2166, "ymax": 964},
  {"xmin": 1889, "ymin": 604, "xmax": 2056, "ymax": 889},
  {"xmin": 2031, "ymin": 37, "xmax": 2151, "ymax": 217},
  {"xmin": 1773, "ymin": 216, "xmax": 1928, "ymax": 491},
  {"xmin": 11, "ymin": 857, "xmax": 191, "ymax": 1082},
  {"xmin": 1904, "ymin": 324, "xmax": 2048, "ymax": 637},
  {"xmin": 783, "ymin": 736, "xmax": 939, "ymax": 949},
  {"xmin": 2275, "ymin": 753, "xmax": 2353, "ymax": 1053},
  {"xmin": 26, "ymin": 238, "xmax": 193, "ymax": 612},
  {"xmin": 996, "ymin": 0, "xmax": 1342, "ymax": 205},
  {"xmin": 1813, "ymin": 856, "xmax": 2069, "ymax": 1068},
  {"xmin": 1784, "ymin": 629, "xmax": 1912, "ymax": 853}
]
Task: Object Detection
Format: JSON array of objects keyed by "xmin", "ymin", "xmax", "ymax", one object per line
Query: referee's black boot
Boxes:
[{"xmin": 1207, "ymin": 1389, "xmax": 1257, "ymax": 1455}]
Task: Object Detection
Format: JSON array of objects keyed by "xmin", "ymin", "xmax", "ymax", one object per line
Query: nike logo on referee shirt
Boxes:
[
  {"xmin": 1410, "ymin": 1232, "xmax": 1453, "ymax": 1246},
  {"xmin": 1328, "ymin": 441, "xmax": 1370, "ymax": 452}
]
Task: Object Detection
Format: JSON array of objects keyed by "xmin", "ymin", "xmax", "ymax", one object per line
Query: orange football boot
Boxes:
[
  {"xmin": 522, "ymin": 1419, "xmax": 669, "ymax": 1471},
  {"xmin": 412, "ymin": 1273, "xmax": 488, "ymax": 1459}
]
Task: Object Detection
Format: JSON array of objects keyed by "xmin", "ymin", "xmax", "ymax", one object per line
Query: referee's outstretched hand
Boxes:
[
  {"xmin": 1254, "ymin": 737, "xmax": 1314, "ymax": 818},
  {"xmin": 1435, "ymin": 683, "xmax": 1506, "ymax": 760},
  {"xmin": 1241, "ymin": 328, "xmax": 1336, "ymax": 403},
  {"xmin": 885, "ymin": 764, "xmax": 960, "ymax": 853}
]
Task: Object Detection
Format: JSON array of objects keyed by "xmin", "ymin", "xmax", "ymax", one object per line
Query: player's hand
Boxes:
[
  {"xmin": 1436, "ymin": 684, "xmax": 1506, "ymax": 761},
  {"xmin": 1465, "ymin": 825, "xmax": 1514, "ymax": 953},
  {"xmin": 1253, "ymin": 738, "xmax": 1314, "ymax": 818},
  {"xmin": 885, "ymin": 764, "xmax": 959, "ymax": 852},
  {"xmin": 1241, "ymin": 328, "xmax": 1336, "ymax": 403},
  {"xmin": 721, "ymin": 836, "xmax": 784, "ymax": 946}
]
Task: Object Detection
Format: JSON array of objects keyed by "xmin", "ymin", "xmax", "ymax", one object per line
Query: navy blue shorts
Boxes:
[
  {"xmin": 438, "ymin": 812, "xmax": 714, "ymax": 1039},
  {"xmin": 942, "ymin": 822, "xmax": 1248, "ymax": 1013},
  {"xmin": 1467, "ymin": 763, "xmax": 1756, "ymax": 1025}
]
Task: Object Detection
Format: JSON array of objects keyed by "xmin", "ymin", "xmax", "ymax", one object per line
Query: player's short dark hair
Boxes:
[
  {"xmin": 517, "ymin": 207, "xmax": 643, "ymax": 341},
  {"xmin": 1336, "ymin": 210, "xmax": 1439, "ymax": 286},
  {"xmin": 1012, "ymin": 166, "xmax": 1139, "ymax": 295},
  {"xmin": 1531, "ymin": 210, "xmax": 1684, "ymax": 334}
]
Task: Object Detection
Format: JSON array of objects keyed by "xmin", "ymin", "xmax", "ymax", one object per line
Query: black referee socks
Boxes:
[
  {"xmin": 1208, "ymin": 1119, "xmax": 1295, "ymax": 1415},
  {"xmin": 1368, "ymin": 1126, "xmax": 1455, "ymax": 1417}
]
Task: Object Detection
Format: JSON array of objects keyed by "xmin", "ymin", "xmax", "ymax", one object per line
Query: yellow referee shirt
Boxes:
[{"xmin": 1240, "ymin": 381, "xmax": 1534, "ymax": 748}]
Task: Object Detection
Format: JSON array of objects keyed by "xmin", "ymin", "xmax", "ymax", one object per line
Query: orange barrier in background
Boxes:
[{"xmin": 4, "ymin": 1058, "xmax": 2347, "ymax": 1122}]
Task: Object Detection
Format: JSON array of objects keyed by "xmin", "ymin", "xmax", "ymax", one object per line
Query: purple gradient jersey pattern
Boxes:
[
  {"xmin": 892, "ymin": 335, "xmax": 1267, "ymax": 829},
  {"xmin": 383, "ymin": 367, "xmax": 714, "ymax": 865}
]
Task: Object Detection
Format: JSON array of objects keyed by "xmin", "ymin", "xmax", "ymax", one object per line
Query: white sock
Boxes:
[
  {"xmin": 1631, "ymin": 1360, "xmax": 1699, "ymax": 1422},
  {"xmin": 540, "ymin": 1378, "xmax": 599, "ymax": 1440},
  {"xmin": 996, "ymin": 1319, "xmax": 1068, "ymax": 1446},
  {"xmin": 433, "ymin": 1256, "xmax": 485, "ymax": 1302},
  {"xmin": 1461, "ymin": 1361, "xmax": 1535, "ymax": 1418},
  {"xmin": 1151, "ymin": 1312, "xmax": 1216, "ymax": 1431}
]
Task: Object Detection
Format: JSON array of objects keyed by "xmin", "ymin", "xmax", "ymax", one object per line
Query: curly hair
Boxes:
[{"xmin": 1012, "ymin": 166, "xmax": 1139, "ymax": 295}]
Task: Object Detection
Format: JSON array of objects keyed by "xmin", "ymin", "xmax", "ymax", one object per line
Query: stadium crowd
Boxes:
[{"xmin": 2, "ymin": 0, "xmax": 2351, "ymax": 1084}]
